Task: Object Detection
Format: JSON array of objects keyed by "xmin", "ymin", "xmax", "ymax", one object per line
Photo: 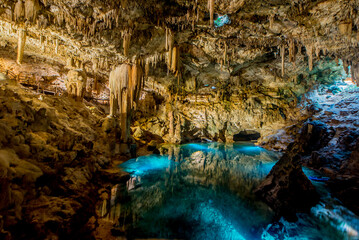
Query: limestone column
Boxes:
[{"xmin": 17, "ymin": 28, "xmax": 27, "ymax": 65}]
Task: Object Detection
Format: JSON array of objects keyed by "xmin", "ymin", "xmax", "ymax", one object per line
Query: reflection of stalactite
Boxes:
[
  {"xmin": 306, "ymin": 44, "xmax": 313, "ymax": 71},
  {"xmin": 109, "ymin": 63, "xmax": 143, "ymax": 142},
  {"xmin": 208, "ymin": 0, "xmax": 214, "ymax": 27},
  {"xmin": 168, "ymin": 110, "xmax": 174, "ymax": 142},
  {"xmin": 280, "ymin": 44, "xmax": 285, "ymax": 77}
]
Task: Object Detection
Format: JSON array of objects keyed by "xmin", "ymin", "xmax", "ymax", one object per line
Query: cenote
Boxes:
[{"xmin": 98, "ymin": 143, "xmax": 359, "ymax": 240}]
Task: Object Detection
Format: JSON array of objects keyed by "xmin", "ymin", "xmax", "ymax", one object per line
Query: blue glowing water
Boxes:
[{"xmin": 108, "ymin": 143, "xmax": 359, "ymax": 240}]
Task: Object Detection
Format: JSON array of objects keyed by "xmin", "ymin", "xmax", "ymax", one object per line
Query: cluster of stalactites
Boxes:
[
  {"xmin": 109, "ymin": 62, "xmax": 144, "ymax": 141},
  {"xmin": 165, "ymin": 1, "xmax": 200, "ymax": 31},
  {"xmin": 14, "ymin": 0, "xmax": 41, "ymax": 23},
  {"xmin": 165, "ymin": 28, "xmax": 180, "ymax": 74}
]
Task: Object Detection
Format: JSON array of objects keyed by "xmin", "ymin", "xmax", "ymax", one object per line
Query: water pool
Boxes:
[{"xmin": 102, "ymin": 143, "xmax": 359, "ymax": 240}]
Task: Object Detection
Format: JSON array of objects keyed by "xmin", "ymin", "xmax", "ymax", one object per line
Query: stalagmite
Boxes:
[
  {"xmin": 306, "ymin": 44, "xmax": 313, "ymax": 71},
  {"xmin": 280, "ymin": 44, "xmax": 285, "ymax": 76},
  {"xmin": 17, "ymin": 28, "xmax": 27, "ymax": 65},
  {"xmin": 208, "ymin": 0, "xmax": 214, "ymax": 27},
  {"xmin": 109, "ymin": 63, "xmax": 143, "ymax": 142}
]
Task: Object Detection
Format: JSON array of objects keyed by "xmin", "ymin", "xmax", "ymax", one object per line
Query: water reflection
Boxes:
[{"xmin": 99, "ymin": 143, "xmax": 359, "ymax": 240}]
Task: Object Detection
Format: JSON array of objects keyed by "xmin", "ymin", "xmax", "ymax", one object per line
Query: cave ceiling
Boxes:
[{"xmin": 0, "ymin": 0, "xmax": 358, "ymax": 87}]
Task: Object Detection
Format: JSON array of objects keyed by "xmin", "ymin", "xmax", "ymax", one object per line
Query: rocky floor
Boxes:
[{"xmin": 0, "ymin": 78, "xmax": 130, "ymax": 239}]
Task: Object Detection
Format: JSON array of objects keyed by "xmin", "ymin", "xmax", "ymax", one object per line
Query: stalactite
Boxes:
[
  {"xmin": 171, "ymin": 46, "xmax": 180, "ymax": 73},
  {"xmin": 306, "ymin": 44, "xmax": 313, "ymax": 71},
  {"xmin": 269, "ymin": 15, "xmax": 274, "ymax": 30},
  {"xmin": 280, "ymin": 44, "xmax": 285, "ymax": 77},
  {"xmin": 288, "ymin": 38, "xmax": 295, "ymax": 63},
  {"xmin": 17, "ymin": 29, "xmax": 27, "ymax": 65},
  {"xmin": 24, "ymin": 0, "xmax": 41, "ymax": 23},
  {"xmin": 208, "ymin": 0, "xmax": 214, "ymax": 27},
  {"xmin": 165, "ymin": 28, "xmax": 169, "ymax": 50},
  {"xmin": 143, "ymin": 59, "xmax": 149, "ymax": 78},
  {"xmin": 167, "ymin": 30, "xmax": 174, "ymax": 68},
  {"xmin": 123, "ymin": 31, "xmax": 131, "ymax": 56}
]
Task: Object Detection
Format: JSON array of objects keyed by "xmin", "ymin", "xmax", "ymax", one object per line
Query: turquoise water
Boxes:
[{"xmin": 105, "ymin": 143, "xmax": 359, "ymax": 240}]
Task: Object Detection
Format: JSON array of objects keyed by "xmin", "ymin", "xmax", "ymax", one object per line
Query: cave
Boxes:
[{"xmin": 1, "ymin": 0, "xmax": 359, "ymax": 239}]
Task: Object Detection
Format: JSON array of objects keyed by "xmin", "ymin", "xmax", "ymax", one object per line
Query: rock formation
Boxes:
[{"xmin": 66, "ymin": 69, "xmax": 87, "ymax": 100}]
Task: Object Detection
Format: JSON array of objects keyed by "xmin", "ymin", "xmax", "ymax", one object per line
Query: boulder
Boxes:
[{"xmin": 255, "ymin": 121, "xmax": 334, "ymax": 221}]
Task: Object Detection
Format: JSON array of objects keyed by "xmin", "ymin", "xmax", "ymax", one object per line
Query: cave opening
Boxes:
[{"xmin": 233, "ymin": 130, "xmax": 261, "ymax": 141}]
